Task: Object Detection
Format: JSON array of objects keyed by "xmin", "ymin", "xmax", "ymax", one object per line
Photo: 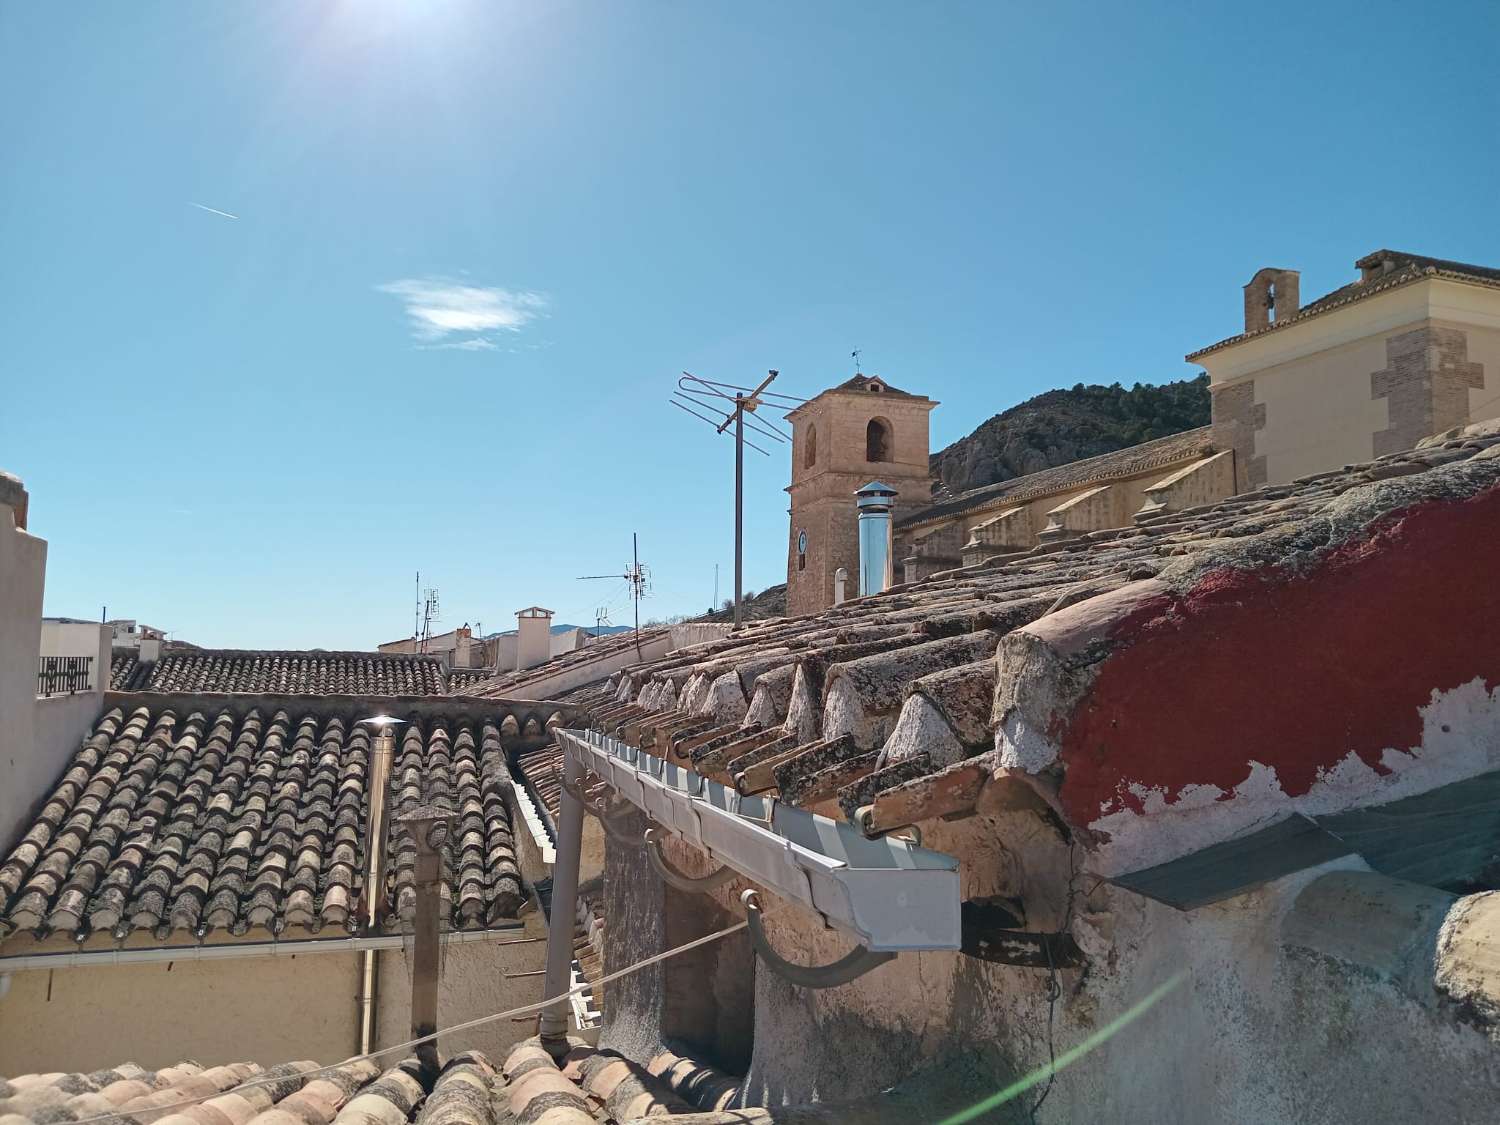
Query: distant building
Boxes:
[
  {"xmin": 107, "ymin": 619, "xmax": 167, "ymax": 649},
  {"xmin": 379, "ymin": 623, "xmax": 488, "ymax": 667},
  {"xmin": 788, "ymin": 249, "xmax": 1500, "ymax": 609}
]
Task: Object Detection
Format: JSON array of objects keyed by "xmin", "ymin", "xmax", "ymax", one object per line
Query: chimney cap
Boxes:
[
  {"xmin": 856, "ymin": 480, "xmax": 899, "ymax": 512},
  {"xmin": 358, "ymin": 714, "xmax": 408, "ymax": 731},
  {"xmin": 516, "ymin": 606, "xmax": 555, "ymax": 618}
]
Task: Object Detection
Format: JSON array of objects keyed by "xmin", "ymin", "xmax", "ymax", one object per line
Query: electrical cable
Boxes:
[{"xmin": 1029, "ymin": 842, "xmax": 1079, "ymax": 1123}]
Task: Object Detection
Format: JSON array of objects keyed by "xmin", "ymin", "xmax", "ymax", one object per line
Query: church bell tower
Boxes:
[{"xmin": 784, "ymin": 374, "xmax": 937, "ymax": 615}]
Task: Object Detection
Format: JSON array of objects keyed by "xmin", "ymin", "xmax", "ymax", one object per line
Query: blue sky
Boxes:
[{"xmin": 3, "ymin": 1, "xmax": 1496, "ymax": 648}]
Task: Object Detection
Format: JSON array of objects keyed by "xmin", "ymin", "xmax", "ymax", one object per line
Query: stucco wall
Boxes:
[
  {"xmin": 0, "ymin": 506, "xmax": 47, "ymax": 852},
  {"xmin": 602, "ymin": 815, "xmax": 1500, "ymax": 1123},
  {"xmin": 0, "ymin": 925, "xmax": 546, "ymax": 1075},
  {"xmin": 0, "ymin": 948, "xmax": 360, "ymax": 1073},
  {"xmin": 373, "ymin": 921, "xmax": 548, "ymax": 1061},
  {"xmin": 12, "ymin": 691, "xmax": 106, "ymax": 849}
]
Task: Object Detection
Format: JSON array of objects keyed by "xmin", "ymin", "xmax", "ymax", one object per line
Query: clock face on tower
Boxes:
[{"xmin": 797, "ymin": 529, "xmax": 808, "ymax": 555}]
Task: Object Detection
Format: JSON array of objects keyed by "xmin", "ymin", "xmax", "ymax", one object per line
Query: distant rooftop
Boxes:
[{"xmin": 898, "ymin": 425, "xmax": 1215, "ymax": 529}]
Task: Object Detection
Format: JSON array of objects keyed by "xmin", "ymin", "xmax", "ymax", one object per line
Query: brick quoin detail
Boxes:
[
  {"xmin": 1372, "ymin": 326, "xmax": 1485, "ymax": 456},
  {"xmin": 1210, "ymin": 380, "xmax": 1266, "ymax": 489},
  {"xmin": 1056, "ymin": 484, "xmax": 1500, "ymax": 826}
]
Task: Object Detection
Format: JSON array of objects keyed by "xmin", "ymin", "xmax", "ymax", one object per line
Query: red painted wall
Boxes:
[{"xmin": 1058, "ymin": 485, "xmax": 1500, "ymax": 826}]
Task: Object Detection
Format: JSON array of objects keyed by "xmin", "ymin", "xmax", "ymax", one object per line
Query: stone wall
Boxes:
[
  {"xmin": 598, "ymin": 814, "xmax": 1500, "ymax": 1123},
  {"xmin": 1372, "ymin": 325, "xmax": 1487, "ymax": 456}
]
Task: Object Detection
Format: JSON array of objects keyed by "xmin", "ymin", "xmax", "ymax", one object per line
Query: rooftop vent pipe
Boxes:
[
  {"xmin": 856, "ymin": 481, "xmax": 898, "ymax": 598},
  {"xmin": 356, "ymin": 714, "xmax": 402, "ymax": 1056}
]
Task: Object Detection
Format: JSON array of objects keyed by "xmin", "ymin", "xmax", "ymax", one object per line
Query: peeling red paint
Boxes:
[{"xmin": 1058, "ymin": 485, "xmax": 1500, "ymax": 824}]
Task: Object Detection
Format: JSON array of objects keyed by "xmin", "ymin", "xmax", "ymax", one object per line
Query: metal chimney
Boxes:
[
  {"xmin": 855, "ymin": 481, "xmax": 898, "ymax": 598},
  {"xmin": 355, "ymin": 714, "xmax": 404, "ymax": 1056}
]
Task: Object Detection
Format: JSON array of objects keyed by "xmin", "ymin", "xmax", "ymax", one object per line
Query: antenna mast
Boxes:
[
  {"xmin": 576, "ymin": 534, "xmax": 650, "ymax": 655},
  {"xmin": 669, "ymin": 370, "xmax": 806, "ymax": 626},
  {"xmin": 417, "ymin": 586, "xmax": 440, "ymax": 654}
]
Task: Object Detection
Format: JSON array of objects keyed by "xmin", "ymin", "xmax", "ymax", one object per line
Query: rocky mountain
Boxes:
[
  {"xmin": 930, "ymin": 375, "xmax": 1210, "ymax": 497},
  {"xmin": 700, "ymin": 583, "xmax": 788, "ymax": 623}
]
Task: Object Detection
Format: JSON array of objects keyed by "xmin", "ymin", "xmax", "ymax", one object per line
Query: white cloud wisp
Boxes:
[{"xmin": 378, "ymin": 278, "xmax": 547, "ymax": 351}]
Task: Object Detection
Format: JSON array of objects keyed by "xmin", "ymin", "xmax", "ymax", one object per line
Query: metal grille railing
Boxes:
[{"xmin": 38, "ymin": 655, "xmax": 94, "ymax": 697}]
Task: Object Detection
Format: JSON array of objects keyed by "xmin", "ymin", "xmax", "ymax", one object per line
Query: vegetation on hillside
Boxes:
[{"xmin": 930, "ymin": 375, "xmax": 1210, "ymax": 496}]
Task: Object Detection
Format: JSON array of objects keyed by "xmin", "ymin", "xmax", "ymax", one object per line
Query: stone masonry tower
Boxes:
[{"xmin": 784, "ymin": 375, "xmax": 937, "ymax": 615}]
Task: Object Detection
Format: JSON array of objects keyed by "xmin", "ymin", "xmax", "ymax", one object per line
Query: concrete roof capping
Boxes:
[
  {"xmin": 0, "ymin": 704, "xmax": 548, "ymax": 941},
  {"xmin": 578, "ymin": 418, "xmax": 1500, "ymax": 879},
  {"xmin": 460, "ymin": 628, "xmax": 670, "ymax": 699},
  {"xmin": 1187, "ymin": 249, "xmax": 1500, "ymax": 360}
]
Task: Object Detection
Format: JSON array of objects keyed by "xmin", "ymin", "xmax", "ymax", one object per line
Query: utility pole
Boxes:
[{"xmin": 670, "ymin": 370, "xmax": 805, "ymax": 628}]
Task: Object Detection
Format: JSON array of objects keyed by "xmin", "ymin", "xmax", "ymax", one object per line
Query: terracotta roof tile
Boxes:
[
  {"xmin": 119, "ymin": 651, "xmax": 451, "ymax": 697},
  {"xmin": 111, "ymin": 653, "xmax": 531, "ymax": 698},
  {"xmin": 579, "ymin": 425, "xmax": 1500, "ymax": 827},
  {"xmin": 0, "ymin": 705, "xmax": 536, "ymax": 942},
  {"xmin": 0, "ymin": 1056, "xmax": 483, "ymax": 1125}
]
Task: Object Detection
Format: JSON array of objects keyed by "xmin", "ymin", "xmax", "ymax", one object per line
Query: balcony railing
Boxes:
[{"xmin": 38, "ymin": 655, "xmax": 94, "ymax": 698}]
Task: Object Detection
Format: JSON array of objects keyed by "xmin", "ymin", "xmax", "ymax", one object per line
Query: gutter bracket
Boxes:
[
  {"xmin": 742, "ymin": 889, "xmax": 894, "ymax": 989},
  {"xmin": 644, "ymin": 827, "xmax": 737, "ymax": 894}
]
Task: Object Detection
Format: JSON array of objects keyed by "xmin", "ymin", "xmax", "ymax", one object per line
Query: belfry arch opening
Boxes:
[
  {"xmin": 866, "ymin": 417, "xmax": 892, "ymax": 463},
  {"xmin": 804, "ymin": 423, "xmax": 817, "ymax": 469}
]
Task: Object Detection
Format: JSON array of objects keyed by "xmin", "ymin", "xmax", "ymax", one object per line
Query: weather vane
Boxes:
[{"xmin": 852, "ymin": 348, "xmax": 862, "ymax": 374}]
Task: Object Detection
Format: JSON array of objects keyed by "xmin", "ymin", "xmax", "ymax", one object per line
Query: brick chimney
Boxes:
[{"xmin": 1243, "ymin": 267, "xmax": 1301, "ymax": 332}]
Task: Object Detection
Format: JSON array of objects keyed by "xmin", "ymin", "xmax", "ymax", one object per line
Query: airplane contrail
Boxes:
[{"xmin": 189, "ymin": 202, "xmax": 239, "ymax": 220}]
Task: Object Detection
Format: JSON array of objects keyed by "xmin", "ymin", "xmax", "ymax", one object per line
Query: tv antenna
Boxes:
[
  {"xmin": 670, "ymin": 369, "xmax": 806, "ymax": 626},
  {"xmin": 577, "ymin": 532, "xmax": 650, "ymax": 654},
  {"xmin": 416, "ymin": 584, "xmax": 440, "ymax": 654}
]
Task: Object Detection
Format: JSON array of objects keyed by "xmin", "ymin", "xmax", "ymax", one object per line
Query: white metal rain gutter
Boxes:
[
  {"xmin": 0, "ymin": 925, "xmax": 533, "ymax": 972},
  {"xmin": 555, "ymin": 728, "xmax": 962, "ymax": 953}
]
